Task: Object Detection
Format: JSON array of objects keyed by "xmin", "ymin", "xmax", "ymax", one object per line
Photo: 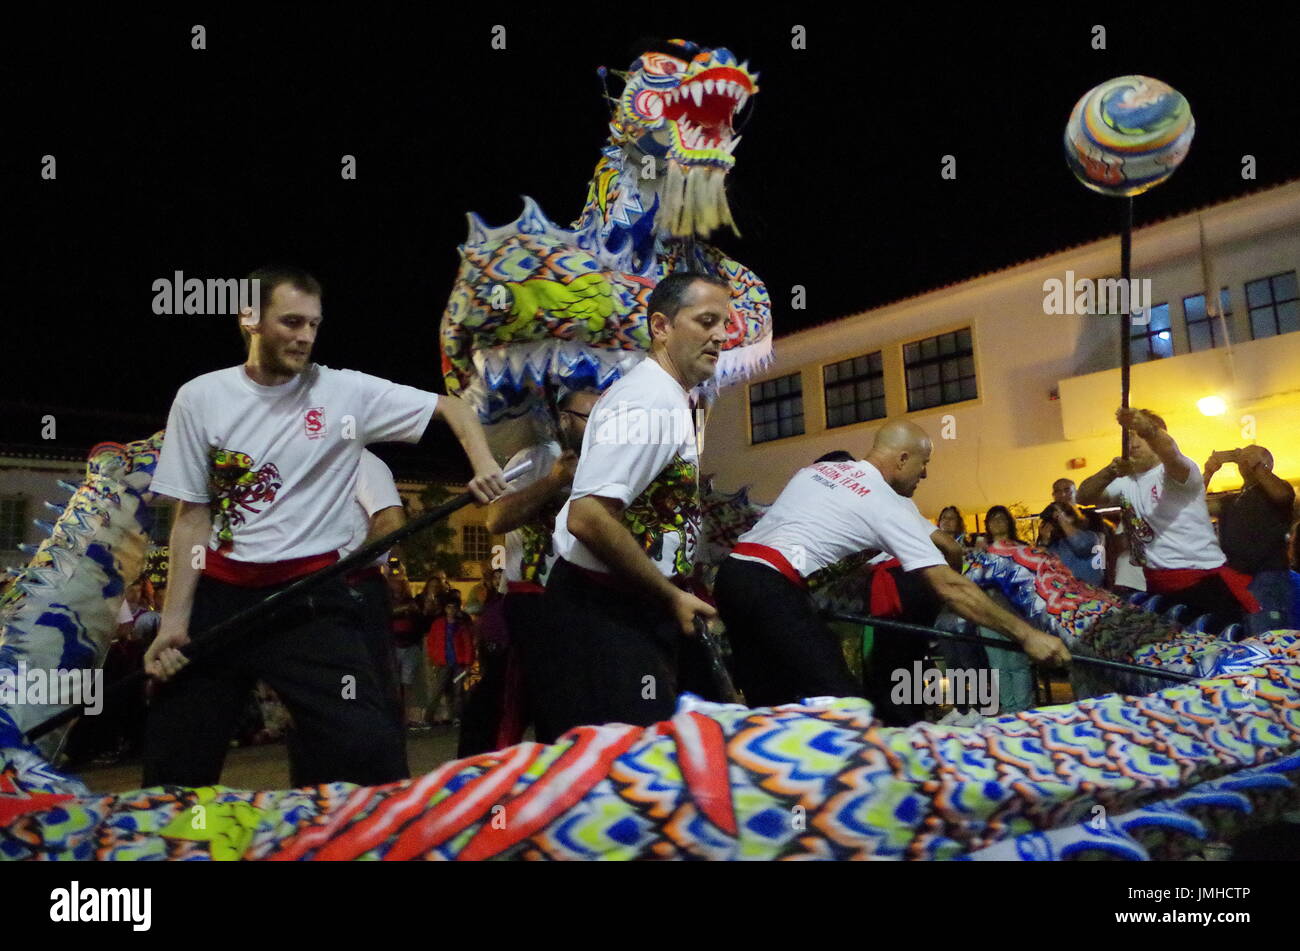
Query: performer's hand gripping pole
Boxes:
[
  {"xmin": 23, "ymin": 460, "xmax": 534, "ymax": 743},
  {"xmin": 694, "ymin": 616, "xmax": 743, "ymax": 704},
  {"xmin": 824, "ymin": 610, "xmax": 1196, "ymax": 684}
]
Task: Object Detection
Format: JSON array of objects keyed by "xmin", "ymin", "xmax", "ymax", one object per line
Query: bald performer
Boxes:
[{"xmin": 713, "ymin": 421, "xmax": 1070, "ymax": 708}]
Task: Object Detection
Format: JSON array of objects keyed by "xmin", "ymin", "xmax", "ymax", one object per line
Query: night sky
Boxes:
[{"xmin": 5, "ymin": 8, "xmax": 1298, "ymax": 479}]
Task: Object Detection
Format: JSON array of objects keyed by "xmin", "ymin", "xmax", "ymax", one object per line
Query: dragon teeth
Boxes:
[{"xmin": 691, "ymin": 84, "xmax": 703, "ymax": 107}]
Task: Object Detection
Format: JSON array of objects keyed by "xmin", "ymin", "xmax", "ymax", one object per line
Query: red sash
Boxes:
[
  {"xmin": 731, "ymin": 542, "xmax": 806, "ymax": 589},
  {"xmin": 204, "ymin": 548, "xmax": 338, "ymax": 588},
  {"xmin": 1143, "ymin": 565, "xmax": 1260, "ymax": 614}
]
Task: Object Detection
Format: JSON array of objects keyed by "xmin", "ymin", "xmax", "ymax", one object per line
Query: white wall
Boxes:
[{"xmin": 703, "ymin": 181, "xmax": 1300, "ymax": 523}]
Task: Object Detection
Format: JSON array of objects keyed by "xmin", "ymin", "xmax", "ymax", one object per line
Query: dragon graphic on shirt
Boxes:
[
  {"xmin": 621, "ymin": 454, "xmax": 700, "ymax": 579},
  {"xmin": 1117, "ymin": 495, "xmax": 1155, "ymax": 567},
  {"xmin": 207, "ymin": 448, "xmax": 282, "ymax": 547}
]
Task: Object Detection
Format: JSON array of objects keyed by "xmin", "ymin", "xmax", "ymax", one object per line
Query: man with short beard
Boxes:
[
  {"xmin": 143, "ymin": 265, "xmax": 507, "ymax": 788},
  {"xmin": 714, "ymin": 419, "xmax": 1070, "ymax": 713},
  {"xmin": 545, "ymin": 273, "xmax": 725, "ymax": 734},
  {"xmin": 1078, "ymin": 407, "xmax": 1257, "ymax": 621}
]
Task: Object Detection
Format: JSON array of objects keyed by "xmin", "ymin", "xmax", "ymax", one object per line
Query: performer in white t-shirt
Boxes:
[
  {"xmin": 142, "ymin": 266, "xmax": 507, "ymax": 789},
  {"xmin": 1078, "ymin": 407, "xmax": 1258, "ymax": 621},
  {"xmin": 714, "ymin": 420, "xmax": 1071, "ymax": 708},
  {"xmin": 480, "ymin": 388, "xmax": 596, "ymax": 746},
  {"xmin": 544, "ymin": 273, "xmax": 724, "ymax": 734}
]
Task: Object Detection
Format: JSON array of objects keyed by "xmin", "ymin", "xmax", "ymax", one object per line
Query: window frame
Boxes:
[
  {"xmin": 748, "ymin": 371, "xmax": 805, "ymax": 444},
  {"xmin": 823, "ymin": 351, "xmax": 886, "ymax": 429},
  {"xmin": 1245, "ymin": 270, "xmax": 1300, "ymax": 340},
  {"xmin": 903, "ymin": 328, "xmax": 977, "ymax": 413}
]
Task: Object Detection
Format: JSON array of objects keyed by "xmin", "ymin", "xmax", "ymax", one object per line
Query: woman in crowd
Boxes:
[
  {"xmin": 936, "ymin": 505, "xmax": 970, "ymax": 550},
  {"xmin": 1043, "ymin": 501, "xmax": 1104, "ymax": 586}
]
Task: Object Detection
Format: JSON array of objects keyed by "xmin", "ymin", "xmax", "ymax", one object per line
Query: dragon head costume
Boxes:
[{"xmin": 439, "ymin": 39, "xmax": 771, "ymax": 459}]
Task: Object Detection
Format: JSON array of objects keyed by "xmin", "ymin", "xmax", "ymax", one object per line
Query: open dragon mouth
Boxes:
[{"xmin": 659, "ymin": 66, "xmax": 753, "ymax": 166}]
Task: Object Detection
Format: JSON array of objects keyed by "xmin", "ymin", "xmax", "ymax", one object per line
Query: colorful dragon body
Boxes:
[
  {"xmin": 438, "ymin": 39, "xmax": 771, "ymax": 459},
  {"xmin": 4, "ymin": 451, "xmax": 1299, "ymax": 861}
]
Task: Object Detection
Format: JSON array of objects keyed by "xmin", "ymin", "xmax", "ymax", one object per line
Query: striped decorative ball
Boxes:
[{"xmin": 1064, "ymin": 75, "xmax": 1194, "ymax": 197}]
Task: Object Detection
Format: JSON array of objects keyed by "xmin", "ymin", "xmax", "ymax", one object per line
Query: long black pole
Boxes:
[
  {"xmin": 825, "ymin": 610, "xmax": 1196, "ymax": 684},
  {"xmin": 1120, "ymin": 196, "xmax": 1134, "ymax": 461},
  {"xmin": 23, "ymin": 460, "xmax": 534, "ymax": 743}
]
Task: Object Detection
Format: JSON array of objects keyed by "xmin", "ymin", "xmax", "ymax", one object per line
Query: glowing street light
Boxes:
[{"xmin": 1198, "ymin": 395, "xmax": 1227, "ymax": 417}]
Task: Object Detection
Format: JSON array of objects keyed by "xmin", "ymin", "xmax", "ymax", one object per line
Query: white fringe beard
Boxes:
[{"xmin": 653, "ymin": 160, "xmax": 738, "ymax": 239}]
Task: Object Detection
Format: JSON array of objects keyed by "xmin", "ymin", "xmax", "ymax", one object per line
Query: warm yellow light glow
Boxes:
[{"xmin": 1198, "ymin": 395, "xmax": 1227, "ymax": 417}]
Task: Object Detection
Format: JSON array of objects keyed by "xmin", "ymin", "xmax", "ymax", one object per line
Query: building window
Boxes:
[
  {"xmin": 1245, "ymin": 270, "xmax": 1299, "ymax": 339},
  {"xmin": 461, "ymin": 524, "xmax": 492, "ymax": 562},
  {"xmin": 749, "ymin": 372, "xmax": 804, "ymax": 444},
  {"xmin": 0, "ymin": 498, "xmax": 27, "ymax": 550},
  {"xmin": 147, "ymin": 503, "xmax": 175, "ymax": 546},
  {"xmin": 824, "ymin": 352, "xmax": 885, "ymax": 428},
  {"xmin": 1128, "ymin": 302, "xmax": 1172, "ymax": 363},
  {"xmin": 1183, "ymin": 288, "xmax": 1232, "ymax": 353},
  {"xmin": 904, "ymin": 329, "xmax": 976, "ymax": 412}
]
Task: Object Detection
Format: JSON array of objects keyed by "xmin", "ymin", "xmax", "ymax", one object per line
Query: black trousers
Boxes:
[
  {"xmin": 537, "ymin": 558, "xmax": 681, "ymax": 737},
  {"xmin": 142, "ymin": 574, "xmax": 408, "ymax": 789},
  {"xmin": 863, "ymin": 566, "xmax": 944, "ymax": 726},
  {"xmin": 713, "ymin": 557, "xmax": 859, "ymax": 707},
  {"xmin": 286, "ymin": 568, "xmax": 408, "ymax": 783},
  {"xmin": 457, "ymin": 641, "xmax": 508, "ymax": 757}
]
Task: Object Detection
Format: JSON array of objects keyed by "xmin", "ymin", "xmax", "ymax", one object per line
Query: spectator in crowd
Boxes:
[
  {"xmin": 1043, "ymin": 501, "xmax": 1104, "ymax": 586},
  {"xmin": 936, "ymin": 505, "xmax": 970, "ymax": 549},
  {"xmin": 976, "ymin": 505, "xmax": 1022, "ymax": 550},
  {"xmin": 388, "ymin": 568, "xmax": 430, "ymax": 731},
  {"xmin": 965, "ymin": 505, "xmax": 1037, "ymax": 716},
  {"xmin": 1039, "ymin": 478, "xmax": 1106, "ymax": 532},
  {"xmin": 427, "ymin": 591, "xmax": 475, "ymax": 725},
  {"xmin": 1206, "ymin": 445, "xmax": 1297, "ymax": 632},
  {"xmin": 1035, "ymin": 519, "xmax": 1056, "ymax": 549},
  {"xmin": 1078, "ymin": 408, "xmax": 1256, "ymax": 621}
]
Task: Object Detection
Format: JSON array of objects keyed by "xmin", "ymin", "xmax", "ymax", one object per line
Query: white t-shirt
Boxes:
[
  {"xmin": 736, "ymin": 460, "xmax": 946, "ymax": 576},
  {"xmin": 152, "ymin": 364, "xmax": 437, "ymax": 564},
  {"xmin": 338, "ymin": 450, "xmax": 405, "ymax": 566},
  {"xmin": 502, "ymin": 441, "xmax": 562, "ymax": 584},
  {"xmin": 552, "ymin": 358, "xmax": 700, "ymax": 577},
  {"xmin": 1100, "ymin": 455, "xmax": 1225, "ymax": 570}
]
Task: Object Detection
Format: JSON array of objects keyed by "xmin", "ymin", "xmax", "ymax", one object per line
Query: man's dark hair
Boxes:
[
  {"xmin": 1135, "ymin": 409, "xmax": 1168, "ymax": 431},
  {"xmin": 1052, "ymin": 478, "xmax": 1075, "ymax": 490},
  {"xmin": 239, "ymin": 265, "xmax": 323, "ymax": 349},
  {"xmin": 814, "ymin": 450, "xmax": 854, "ymax": 463},
  {"xmin": 644, "ymin": 272, "xmax": 729, "ymax": 327}
]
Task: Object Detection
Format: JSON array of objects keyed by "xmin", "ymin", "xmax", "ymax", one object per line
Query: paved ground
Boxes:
[{"xmin": 75, "ymin": 726, "xmax": 463, "ymax": 794}]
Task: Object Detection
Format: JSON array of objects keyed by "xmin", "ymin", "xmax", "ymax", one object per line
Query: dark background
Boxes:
[{"xmin": 4, "ymin": 7, "xmax": 1297, "ymax": 477}]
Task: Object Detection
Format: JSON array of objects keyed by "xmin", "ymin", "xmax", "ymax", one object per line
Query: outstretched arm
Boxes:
[
  {"xmin": 432, "ymin": 395, "xmax": 508, "ymax": 503},
  {"xmin": 1078, "ymin": 458, "xmax": 1125, "ymax": 506},
  {"xmin": 921, "ymin": 564, "xmax": 1071, "ymax": 667},
  {"xmin": 484, "ymin": 451, "xmax": 576, "ymax": 535}
]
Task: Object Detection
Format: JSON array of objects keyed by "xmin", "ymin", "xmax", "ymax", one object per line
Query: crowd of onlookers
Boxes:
[{"xmin": 935, "ymin": 475, "xmax": 1300, "ymax": 615}]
